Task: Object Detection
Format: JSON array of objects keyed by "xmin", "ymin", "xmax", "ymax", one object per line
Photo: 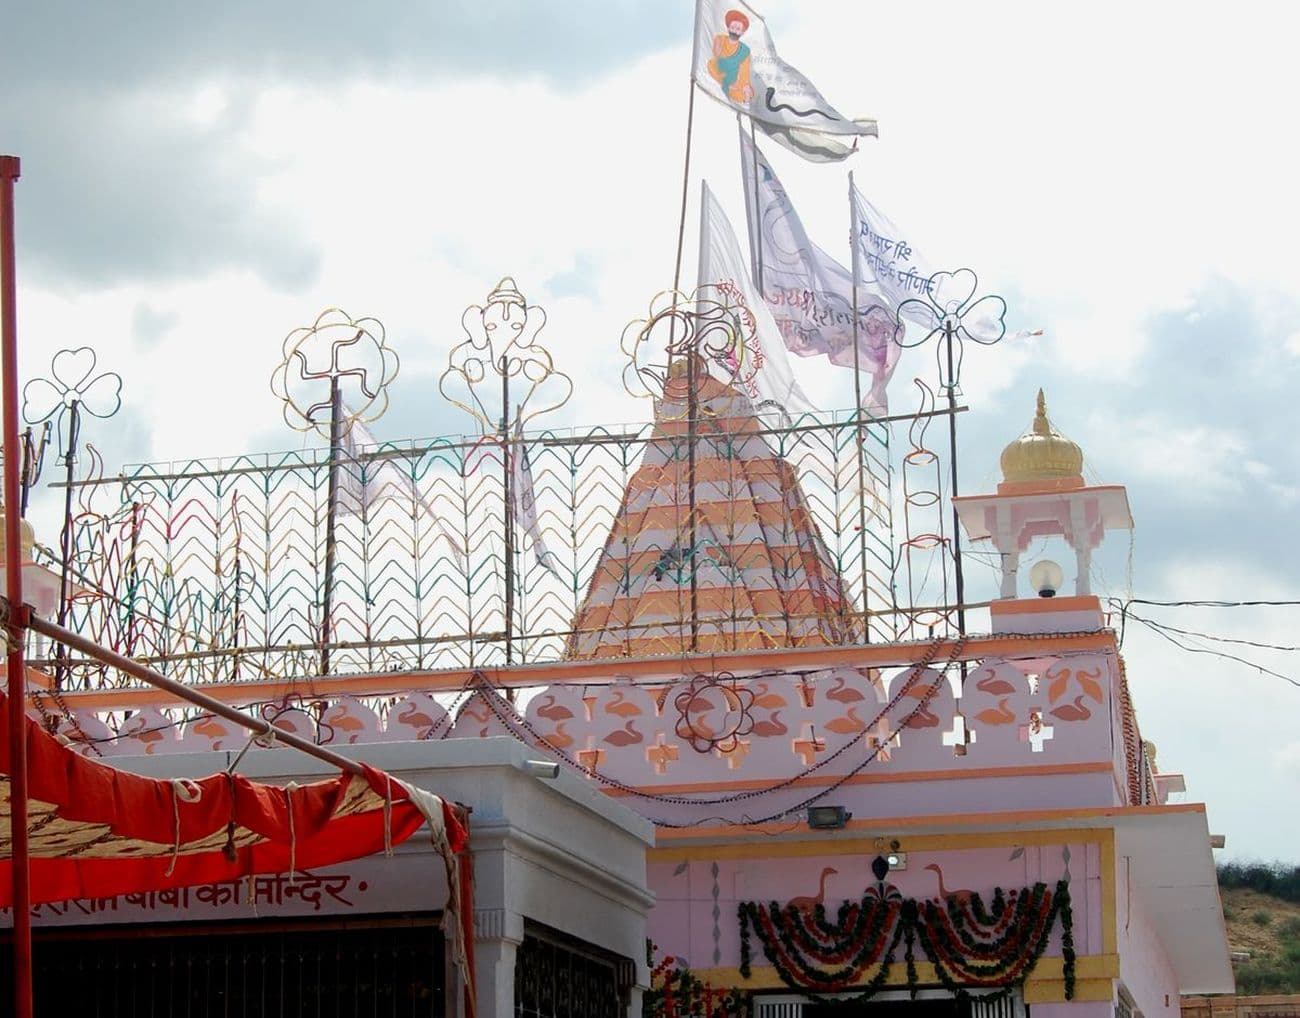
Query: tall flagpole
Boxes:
[
  {"xmin": 848, "ymin": 171, "xmax": 871, "ymax": 641},
  {"xmin": 672, "ymin": 0, "xmax": 704, "ymax": 298},
  {"xmin": 672, "ymin": 3, "xmax": 704, "ymax": 649},
  {"xmin": 745, "ymin": 117, "xmax": 765, "ymax": 296}
]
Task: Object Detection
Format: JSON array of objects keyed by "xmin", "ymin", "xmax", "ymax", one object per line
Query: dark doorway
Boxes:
[
  {"xmin": 806, "ymin": 998, "xmax": 974, "ymax": 1018},
  {"xmin": 2, "ymin": 914, "xmax": 445, "ymax": 1018}
]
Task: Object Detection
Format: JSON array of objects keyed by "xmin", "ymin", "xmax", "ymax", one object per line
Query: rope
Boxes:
[
  {"xmin": 285, "ymin": 781, "xmax": 299, "ymax": 884},
  {"xmin": 383, "ymin": 773, "xmax": 394, "ymax": 857},
  {"xmin": 164, "ymin": 779, "xmax": 202, "ymax": 877}
]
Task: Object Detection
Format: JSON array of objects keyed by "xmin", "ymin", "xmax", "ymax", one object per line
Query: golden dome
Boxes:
[
  {"xmin": 0, "ymin": 509, "xmax": 36, "ymax": 564},
  {"xmin": 999, "ymin": 389, "xmax": 1084, "ymax": 487}
]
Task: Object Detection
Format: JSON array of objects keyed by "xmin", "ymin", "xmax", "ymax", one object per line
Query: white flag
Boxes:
[
  {"xmin": 739, "ymin": 130, "xmax": 903, "ymax": 414},
  {"xmin": 850, "ymin": 182, "xmax": 938, "ymax": 323},
  {"xmin": 692, "ymin": 1, "xmax": 877, "ymax": 162},
  {"xmin": 510, "ymin": 421, "xmax": 559, "ymax": 576},
  {"xmin": 697, "ymin": 180, "xmax": 817, "ymax": 420},
  {"xmin": 336, "ymin": 412, "xmax": 467, "ymax": 569}
]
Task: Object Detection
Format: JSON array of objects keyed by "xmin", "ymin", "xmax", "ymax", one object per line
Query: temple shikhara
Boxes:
[{"xmin": 0, "ymin": 5, "xmax": 1233, "ymax": 1018}]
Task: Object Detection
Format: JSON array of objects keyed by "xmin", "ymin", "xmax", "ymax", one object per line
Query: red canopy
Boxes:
[
  {"xmin": 0, "ymin": 692, "xmax": 467, "ymax": 906},
  {"xmin": 1, "ymin": 691, "xmax": 476, "ymax": 1013}
]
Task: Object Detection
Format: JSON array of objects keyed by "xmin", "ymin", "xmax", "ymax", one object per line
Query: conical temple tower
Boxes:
[{"xmin": 567, "ymin": 359, "xmax": 861, "ymax": 659}]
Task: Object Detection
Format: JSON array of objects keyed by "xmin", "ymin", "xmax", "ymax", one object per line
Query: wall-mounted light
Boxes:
[
  {"xmin": 806, "ymin": 805, "xmax": 851, "ymax": 830},
  {"xmin": 520, "ymin": 759, "xmax": 560, "ymax": 779},
  {"xmin": 1029, "ymin": 559, "xmax": 1064, "ymax": 598}
]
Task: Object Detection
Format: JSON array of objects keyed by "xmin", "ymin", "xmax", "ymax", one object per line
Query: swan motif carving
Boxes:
[
  {"xmin": 603, "ymin": 720, "xmax": 644, "ymax": 747},
  {"xmin": 824, "ymin": 706, "xmax": 866, "ymax": 735},
  {"xmin": 826, "ymin": 673, "xmax": 866, "ymax": 703},
  {"xmin": 1049, "ymin": 695, "xmax": 1092, "ymax": 722},
  {"xmin": 604, "ymin": 689, "xmax": 642, "ymax": 718},
  {"xmin": 974, "ymin": 698, "xmax": 1017, "ymax": 726},
  {"xmin": 975, "ymin": 672, "xmax": 1018, "ymax": 696},
  {"xmin": 535, "ymin": 694, "xmax": 575, "ymax": 721}
]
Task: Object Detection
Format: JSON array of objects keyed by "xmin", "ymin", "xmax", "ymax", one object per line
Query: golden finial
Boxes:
[
  {"xmin": 999, "ymin": 388, "xmax": 1084, "ymax": 488},
  {"xmin": 1033, "ymin": 389, "xmax": 1051, "ymax": 436}
]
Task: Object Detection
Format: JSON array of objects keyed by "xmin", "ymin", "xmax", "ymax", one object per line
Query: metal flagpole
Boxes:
[
  {"xmin": 320, "ymin": 376, "xmax": 342, "ymax": 676},
  {"xmin": 943, "ymin": 321, "xmax": 967, "ymax": 642},
  {"xmin": 500, "ymin": 355, "xmax": 514, "ymax": 666},
  {"xmin": 746, "ymin": 116, "xmax": 765, "ymax": 295},
  {"xmin": 53, "ymin": 397, "xmax": 79, "ymax": 688},
  {"xmin": 1, "ymin": 151, "xmax": 34, "ymax": 1018},
  {"xmin": 672, "ymin": 0, "xmax": 704, "ymax": 298},
  {"xmin": 848, "ymin": 172, "xmax": 871, "ymax": 640}
]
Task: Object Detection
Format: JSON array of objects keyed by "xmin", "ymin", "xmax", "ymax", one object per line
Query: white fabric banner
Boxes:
[
  {"xmin": 693, "ymin": 0, "xmax": 877, "ymax": 162},
  {"xmin": 337, "ymin": 412, "xmax": 467, "ymax": 569},
  {"xmin": 697, "ymin": 180, "xmax": 817, "ymax": 420},
  {"xmin": 510, "ymin": 420, "xmax": 559, "ymax": 575},
  {"xmin": 850, "ymin": 182, "xmax": 938, "ymax": 322},
  {"xmin": 739, "ymin": 131, "xmax": 904, "ymax": 413}
]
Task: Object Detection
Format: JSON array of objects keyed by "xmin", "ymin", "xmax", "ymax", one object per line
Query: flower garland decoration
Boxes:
[
  {"xmin": 645, "ymin": 942, "xmax": 750, "ymax": 1018},
  {"xmin": 738, "ymin": 880, "xmax": 1074, "ymax": 1003}
]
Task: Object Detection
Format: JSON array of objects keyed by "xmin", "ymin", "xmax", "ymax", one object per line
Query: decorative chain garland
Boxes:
[{"xmin": 738, "ymin": 881, "xmax": 1075, "ymax": 1003}]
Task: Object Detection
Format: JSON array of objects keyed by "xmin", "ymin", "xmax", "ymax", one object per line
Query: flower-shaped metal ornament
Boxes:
[
  {"xmin": 894, "ymin": 268, "xmax": 1007, "ymax": 392},
  {"xmin": 620, "ymin": 287, "xmax": 762, "ymax": 415},
  {"xmin": 270, "ymin": 308, "xmax": 398, "ymax": 438},
  {"xmin": 22, "ymin": 347, "xmax": 123, "ymax": 463}
]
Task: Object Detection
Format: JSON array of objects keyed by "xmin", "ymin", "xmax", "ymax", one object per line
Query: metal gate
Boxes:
[
  {"xmin": 513, "ymin": 922, "xmax": 631, "ymax": 1018},
  {"xmin": 4, "ymin": 915, "xmax": 445, "ymax": 1018}
]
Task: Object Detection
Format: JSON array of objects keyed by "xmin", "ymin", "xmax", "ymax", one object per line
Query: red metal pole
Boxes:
[{"xmin": 1, "ymin": 153, "xmax": 33, "ymax": 1018}]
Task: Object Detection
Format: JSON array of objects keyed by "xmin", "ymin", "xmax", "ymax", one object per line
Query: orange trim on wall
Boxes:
[
  {"xmin": 41, "ymin": 630, "xmax": 1119, "ymax": 712},
  {"xmin": 603, "ymin": 760, "xmax": 1114, "ymax": 798},
  {"xmin": 652, "ymin": 801, "xmax": 1207, "ymax": 842},
  {"xmin": 990, "ymin": 595, "xmax": 1101, "ymax": 615}
]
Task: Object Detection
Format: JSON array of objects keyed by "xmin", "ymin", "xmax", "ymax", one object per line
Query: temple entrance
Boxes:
[
  {"xmin": 807, "ymin": 1000, "xmax": 971, "ymax": 1018},
  {"xmin": 759, "ymin": 992, "xmax": 1022, "ymax": 1018}
]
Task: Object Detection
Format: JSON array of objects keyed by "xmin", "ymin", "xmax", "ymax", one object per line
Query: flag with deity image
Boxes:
[
  {"xmin": 696, "ymin": 179, "xmax": 817, "ymax": 421},
  {"xmin": 692, "ymin": 0, "xmax": 878, "ymax": 163},
  {"xmin": 739, "ymin": 129, "xmax": 905, "ymax": 414}
]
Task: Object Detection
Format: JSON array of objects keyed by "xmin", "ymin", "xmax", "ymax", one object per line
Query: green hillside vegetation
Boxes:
[{"xmin": 1219, "ymin": 862, "xmax": 1300, "ymax": 993}]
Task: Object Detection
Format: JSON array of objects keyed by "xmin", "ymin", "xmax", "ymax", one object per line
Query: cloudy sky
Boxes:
[{"xmin": 4, "ymin": 2, "xmax": 1297, "ymax": 859}]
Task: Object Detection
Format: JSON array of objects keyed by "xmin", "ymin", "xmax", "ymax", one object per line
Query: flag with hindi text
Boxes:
[{"xmin": 739, "ymin": 130, "xmax": 904, "ymax": 413}]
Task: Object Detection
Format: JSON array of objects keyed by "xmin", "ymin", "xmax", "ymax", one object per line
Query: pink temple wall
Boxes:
[
  {"xmin": 1116, "ymin": 864, "xmax": 1180, "ymax": 1018},
  {"xmin": 647, "ymin": 840, "xmax": 1103, "ymax": 974},
  {"xmin": 66, "ymin": 651, "xmax": 1133, "ymax": 828}
]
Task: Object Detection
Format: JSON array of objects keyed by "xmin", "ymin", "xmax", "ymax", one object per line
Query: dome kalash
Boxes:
[{"xmin": 997, "ymin": 388, "xmax": 1085, "ymax": 494}]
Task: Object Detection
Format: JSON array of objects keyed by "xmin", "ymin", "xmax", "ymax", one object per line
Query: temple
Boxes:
[{"xmin": 0, "ymin": 271, "xmax": 1233, "ymax": 1018}]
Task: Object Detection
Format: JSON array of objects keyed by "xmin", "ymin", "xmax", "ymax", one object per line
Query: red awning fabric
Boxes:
[
  {"xmin": 0, "ymin": 693, "xmax": 465, "ymax": 905},
  {"xmin": 0, "ymin": 693, "xmax": 476, "ymax": 1013}
]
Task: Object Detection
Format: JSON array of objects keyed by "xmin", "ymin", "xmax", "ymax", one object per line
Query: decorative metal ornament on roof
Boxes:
[
  {"xmin": 20, "ymin": 346, "xmax": 124, "ymax": 688},
  {"xmin": 894, "ymin": 268, "xmax": 1006, "ymax": 393},
  {"xmin": 270, "ymin": 308, "xmax": 398, "ymax": 437},
  {"xmin": 674, "ymin": 672, "xmax": 756, "ymax": 754},
  {"xmin": 620, "ymin": 287, "xmax": 762, "ymax": 408},
  {"xmin": 21, "ymin": 346, "xmax": 123, "ymax": 463},
  {"xmin": 439, "ymin": 278, "xmax": 572, "ymax": 432}
]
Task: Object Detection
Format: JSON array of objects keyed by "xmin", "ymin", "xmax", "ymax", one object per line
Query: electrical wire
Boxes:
[{"xmin": 1119, "ymin": 609, "xmax": 1300, "ymax": 690}]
